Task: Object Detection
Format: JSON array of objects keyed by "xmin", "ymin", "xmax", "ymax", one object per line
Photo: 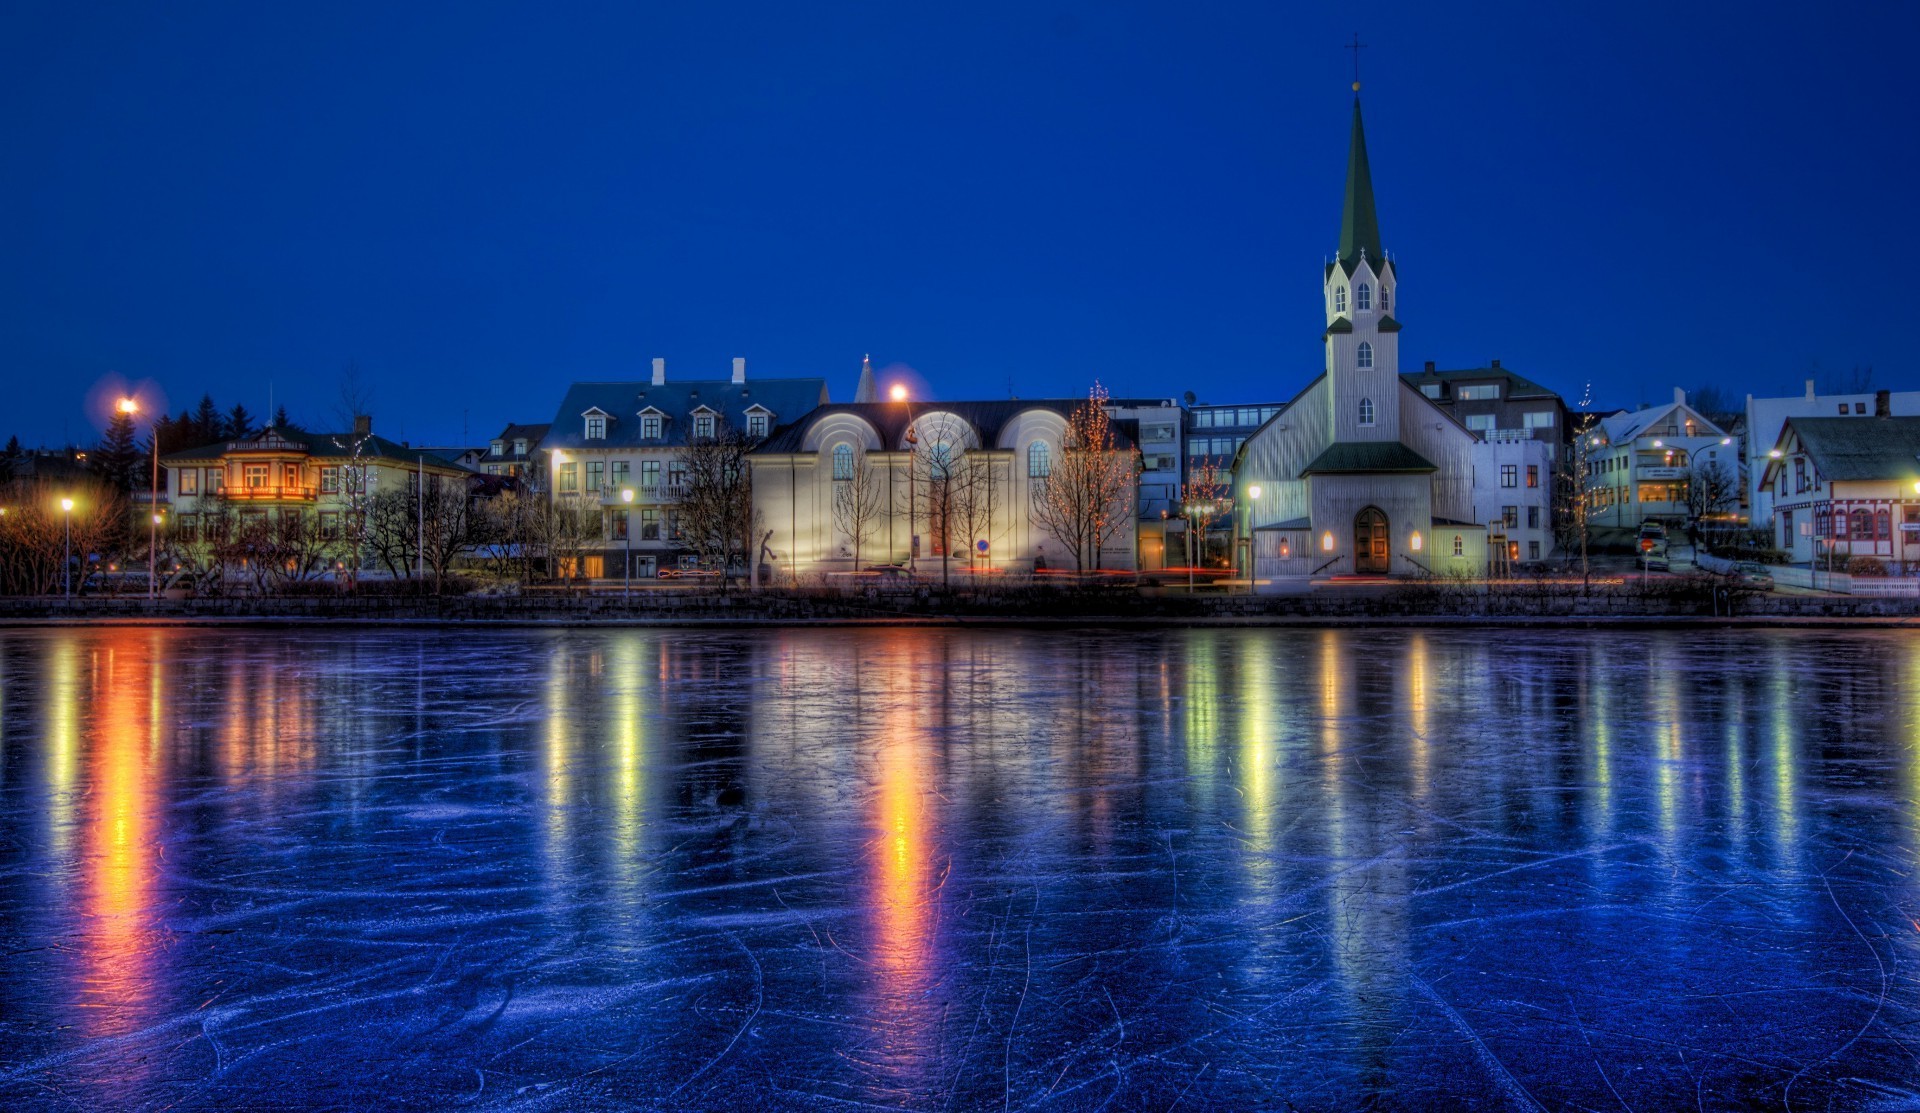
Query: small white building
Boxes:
[
  {"xmin": 750, "ymin": 399, "xmax": 1138, "ymax": 579},
  {"xmin": 1469, "ymin": 432, "xmax": 1557, "ymax": 565},
  {"xmin": 1744, "ymin": 384, "xmax": 1920, "ymax": 528},
  {"xmin": 1585, "ymin": 390, "xmax": 1734, "ymax": 531},
  {"xmin": 1759, "ymin": 415, "xmax": 1920, "ymax": 570}
]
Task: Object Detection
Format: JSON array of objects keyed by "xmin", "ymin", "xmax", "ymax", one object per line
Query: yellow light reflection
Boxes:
[{"xmin": 83, "ymin": 632, "xmax": 159, "ymax": 1037}]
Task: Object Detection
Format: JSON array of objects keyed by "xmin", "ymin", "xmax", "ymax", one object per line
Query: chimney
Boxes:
[
  {"xmin": 651, "ymin": 357, "xmax": 666, "ymax": 386},
  {"xmin": 1490, "ymin": 358, "xmax": 1501, "ymax": 370},
  {"xmin": 732, "ymin": 357, "xmax": 746, "ymax": 384},
  {"xmin": 1875, "ymin": 389, "xmax": 1890, "ymax": 417},
  {"xmin": 1424, "ymin": 360, "xmax": 1435, "ymax": 374},
  {"xmin": 1674, "ymin": 387, "xmax": 1686, "ymax": 406},
  {"xmin": 353, "ymin": 414, "xmax": 371, "ymax": 438},
  {"xmin": 1805, "ymin": 379, "xmax": 1816, "ymax": 400}
]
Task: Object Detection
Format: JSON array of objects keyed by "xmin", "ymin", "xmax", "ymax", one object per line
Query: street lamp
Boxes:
[
  {"xmin": 120, "ymin": 397, "xmax": 162, "ymax": 600},
  {"xmin": 620, "ymin": 488, "xmax": 635, "ymax": 597},
  {"xmin": 60, "ymin": 497, "xmax": 74, "ymax": 598},
  {"xmin": 1243, "ymin": 485, "xmax": 1263, "ymax": 594}
]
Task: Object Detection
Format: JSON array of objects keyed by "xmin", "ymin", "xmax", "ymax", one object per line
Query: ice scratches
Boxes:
[
  {"xmin": 1410, "ymin": 972, "xmax": 1547, "ymax": 1111},
  {"xmin": 669, "ymin": 930, "xmax": 764, "ymax": 1100}
]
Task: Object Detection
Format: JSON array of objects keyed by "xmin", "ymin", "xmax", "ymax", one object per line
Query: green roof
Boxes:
[
  {"xmin": 1401, "ymin": 365, "xmax": 1560, "ymax": 401},
  {"xmin": 1785, "ymin": 417, "xmax": 1920, "ymax": 481},
  {"xmin": 1301, "ymin": 441, "xmax": 1436, "ymax": 476},
  {"xmin": 1337, "ymin": 98, "xmax": 1383, "ymax": 269},
  {"xmin": 1324, "ymin": 316, "xmax": 1353, "ymax": 336},
  {"xmin": 1377, "ymin": 315, "xmax": 1402, "ymax": 333}
]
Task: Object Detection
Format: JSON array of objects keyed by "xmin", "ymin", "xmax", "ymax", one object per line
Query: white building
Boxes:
[
  {"xmin": 1233, "ymin": 93, "xmax": 1486, "ymax": 582},
  {"xmin": 1470, "ymin": 432, "xmax": 1557, "ymax": 566},
  {"xmin": 1585, "ymin": 390, "xmax": 1734, "ymax": 531},
  {"xmin": 1760, "ymin": 415, "xmax": 1920, "ymax": 569},
  {"xmin": 750, "ymin": 399, "xmax": 1138, "ymax": 579},
  {"xmin": 1744, "ymin": 384, "xmax": 1920, "ymax": 528}
]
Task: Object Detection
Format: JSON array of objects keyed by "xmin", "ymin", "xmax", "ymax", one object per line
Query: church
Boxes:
[{"xmin": 1233, "ymin": 90, "xmax": 1486, "ymax": 583}]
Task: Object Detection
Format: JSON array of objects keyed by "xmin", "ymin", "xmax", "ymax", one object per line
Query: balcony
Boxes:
[
  {"xmin": 600, "ymin": 485, "xmax": 688, "ymax": 504},
  {"xmin": 224, "ymin": 484, "xmax": 318, "ymax": 502},
  {"xmin": 1482, "ymin": 428, "xmax": 1533, "ymax": 444}
]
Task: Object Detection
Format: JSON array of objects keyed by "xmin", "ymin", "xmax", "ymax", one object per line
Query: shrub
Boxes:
[{"xmin": 1845, "ymin": 555, "xmax": 1888, "ymax": 577}]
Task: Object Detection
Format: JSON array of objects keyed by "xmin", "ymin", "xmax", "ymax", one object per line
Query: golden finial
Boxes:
[{"xmin": 1353, "ymin": 81, "xmax": 1361, "ymax": 92}]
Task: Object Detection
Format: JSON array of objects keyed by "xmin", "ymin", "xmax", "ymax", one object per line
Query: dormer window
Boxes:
[
  {"xmin": 1356, "ymin": 341, "xmax": 1373, "ymax": 369},
  {"xmin": 512, "ymin": 439, "xmax": 527, "ymax": 455},
  {"xmin": 1334, "ymin": 286, "xmax": 1347, "ymax": 313},
  {"xmin": 745, "ymin": 409, "xmax": 771, "ymax": 438},
  {"xmin": 585, "ymin": 414, "xmax": 607, "ymax": 439},
  {"xmin": 641, "ymin": 414, "xmax": 663, "ymax": 439},
  {"xmin": 694, "ymin": 413, "xmax": 716, "ymax": 440},
  {"xmin": 491, "ymin": 440, "xmax": 505, "ymax": 457},
  {"xmin": 1356, "ymin": 283, "xmax": 1371, "ymax": 311},
  {"xmin": 1358, "ymin": 397, "xmax": 1375, "ymax": 427}
]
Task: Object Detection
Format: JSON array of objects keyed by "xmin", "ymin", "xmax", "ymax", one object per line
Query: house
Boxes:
[
  {"xmin": 1759, "ymin": 414, "xmax": 1920, "ymax": 570},
  {"xmin": 1403, "ymin": 361, "xmax": 1568, "ymax": 445},
  {"xmin": 749, "ymin": 398, "xmax": 1139, "ymax": 580},
  {"xmin": 478, "ymin": 423, "xmax": 549, "ymax": 478},
  {"xmin": 1101, "ymin": 397, "xmax": 1182, "ymax": 570},
  {"xmin": 543, "ymin": 358, "xmax": 829, "ymax": 579},
  {"xmin": 158, "ymin": 418, "xmax": 471, "ymax": 547},
  {"xmin": 1232, "ymin": 92, "xmax": 1485, "ymax": 582},
  {"xmin": 1584, "ymin": 390, "xmax": 1735, "ymax": 531},
  {"xmin": 1182, "ymin": 400, "xmax": 1289, "ymax": 568},
  {"xmin": 1743, "ymin": 384, "xmax": 1920, "ymax": 528}
]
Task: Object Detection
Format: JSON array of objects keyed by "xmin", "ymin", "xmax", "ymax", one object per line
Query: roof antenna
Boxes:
[{"xmin": 1346, "ymin": 32, "xmax": 1366, "ymax": 92}]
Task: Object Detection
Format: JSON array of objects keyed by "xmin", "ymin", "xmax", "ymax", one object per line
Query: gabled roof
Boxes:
[
  {"xmin": 1777, "ymin": 417, "xmax": 1920, "ymax": 482},
  {"xmin": 1301, "ymin": 441, "xmax": 1436, "ymax": 476},
  {"xmin": 161, "ymin": 427, "xmax": 469, "ymax": 470},
  {"xmin": 545, "ymin": 377, "xmax": 830, "ymax": 450},
  {"xmin": 754, "ymin": 399, "xmax": 1138, "ymax": 455},
  {"xmin": 1401, "ymin": 365, "xmax": 1562, "ymax": 401},
  {"xmin": 494, "ymin": 422, "xmax": 550, "ymax": 444},
  {"xmin": 1597, "ymin": 400, "xmax": 1724, "ymax": 444}
]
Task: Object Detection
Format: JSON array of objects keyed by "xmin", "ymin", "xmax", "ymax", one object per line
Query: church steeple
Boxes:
[
  {"xmin": 854, "ymin": 354, "xmax": 877, "ymax": 403},
  {"xmin": 1337, "ymin": 96, "xmax": 1383, "ymax": 269}
]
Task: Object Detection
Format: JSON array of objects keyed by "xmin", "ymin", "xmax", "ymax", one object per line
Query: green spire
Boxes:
[{"xmin": 1337, "ymin": 97, "xmax": 1383, "ymax": 268}]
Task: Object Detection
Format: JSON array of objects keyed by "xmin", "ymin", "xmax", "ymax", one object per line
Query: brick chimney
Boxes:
[
  {"xmin": 1424, "ymin": 360, "xmax": 1435, "ymax": 373},
  {"xmin": 1805, "ymin": 378, "xmax": 1816, "ymax": 400},
  {"xmin": 1875, "ymin": 389, "xmax": 1890, "ymax": 417},
  {"xmin": 1674, "ymin": 387, "xmax": 1686, "ymax": 406},
  {"xmin": 732, "ymin": 357, "xmax": 746, "ymax": 384},
  {"xmin": 651, "ymin": 357, "xmax": 666, "ymax": 386},
  {"xmin": 353, "ymin": 414, "xmax": 372, "ymax": 438},
  {"xmin": 1490, "ymin": 358, "xmax": 1501, "ymax": 370}
]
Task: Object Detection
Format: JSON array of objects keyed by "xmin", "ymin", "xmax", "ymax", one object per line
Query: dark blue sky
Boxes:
[{"xmin": 5, "ymin": 1, "xmax": 1916, "ymax": 447}]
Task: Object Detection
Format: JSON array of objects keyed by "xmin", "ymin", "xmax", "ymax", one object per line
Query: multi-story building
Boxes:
[
  {"xmin": 1181, "ymin": 400, "xmax": 1288, "ymax": 568},
  {"xmin": 1402, "ymin": 361, "xmax": 1568, "ymax": 444},
  {"xmin": 478, "ymin": 423, "xmax": 549, "ymax": 478},
  {"xmin": 1469, "ymin": 433, "xmax": 1557, "ymax": 566},
  {"xmin": 1760, "ymin": 414, "xmax": 1920, "ymax": 569},
  {"xmin": 158, "ymin": 417, "xmax": 471, "ymax": 548},
  {"xmin": 1105, "ymin": 398, "xmax": 1182, "ymax": 570},
  {"xmin": 1744, "ymin": 384, "xmax": 1920, "ymax": 528},
  {"xmin": 1586, "ymin": 390, "xmax": 1734, "ymax": 531},
  {"xmin": 543, "ymin": 358, "xmax": 829, "ymax": 579}
]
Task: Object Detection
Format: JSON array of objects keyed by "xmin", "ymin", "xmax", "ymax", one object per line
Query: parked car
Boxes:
[
  {"xmin": 1728, "ymin": 561, "xmax": 1775, "ymax": 589},
  {"xmin": 1637, "ymin": 551, "xmax": 1670, "ymax": 572}
]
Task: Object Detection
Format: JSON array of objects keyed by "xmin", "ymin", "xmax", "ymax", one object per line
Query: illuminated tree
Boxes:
[{"xmin": 1031, "ymin": 383, "xmax": 1137, "ymax": 572}]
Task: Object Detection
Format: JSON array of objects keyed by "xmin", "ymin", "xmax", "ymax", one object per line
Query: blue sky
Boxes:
[{"xmin": 3, "ymin": 1, "xmax": 1916, "ymax": 447}]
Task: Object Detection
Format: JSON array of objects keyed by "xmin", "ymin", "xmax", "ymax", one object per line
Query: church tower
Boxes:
[{"xmin": 1324, "ymin": 92, "xmax": 1402, "ymax": 442}]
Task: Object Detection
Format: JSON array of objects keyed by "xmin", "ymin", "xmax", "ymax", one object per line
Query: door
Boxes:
[{"xmin": 1354, "ymin": 507, "xmax": 1390, "ymax": 574}]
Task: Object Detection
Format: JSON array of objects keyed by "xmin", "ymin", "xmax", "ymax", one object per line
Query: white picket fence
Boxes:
[{"xmin": 1695, "ymin": 550, "xmax": 1919, "ymax": 596}]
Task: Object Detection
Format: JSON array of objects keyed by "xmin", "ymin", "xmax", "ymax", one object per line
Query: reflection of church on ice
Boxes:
[{"xmin": 1234, "ymin": 90, "xmax": 1486, "ymax": 583}]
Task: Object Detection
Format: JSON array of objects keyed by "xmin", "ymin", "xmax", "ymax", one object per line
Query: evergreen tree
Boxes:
[
  {"xmin": 0, "ymin": 435, "xmax": 18, "ymax": 484},
  {"xmin": 273, "ymin": 404, "xmax": 302, "ymax": 432},
  {"xmin": 193, "ymin": 395, "xmax": 221, "ymax": 443},
  {"xmin": 93, "ymin": 409, "xmax": 141, "ymax": 492},
  {"xmin": 224, "ymin": 403, "xmax": 256, "ymax": 441}
]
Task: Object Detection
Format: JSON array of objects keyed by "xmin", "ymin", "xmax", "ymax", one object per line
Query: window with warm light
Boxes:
[
  {"xmin": 1322, "ymin": 531, "xmax": 1335, "ymax": 552},
  {"xmin": 1410, "ymin": 531, "xmax": 1423, "ymax": 551}
]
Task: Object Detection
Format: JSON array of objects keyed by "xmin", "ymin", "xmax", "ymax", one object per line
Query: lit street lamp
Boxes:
[
  {"xmin": 119, "ymin": 397, "xmax": 162, "ymax": 600},
  {"xmin": 620, "ymin": 488, "xmax": 635, "ymax": 597},
  {"xmin": 60, "ymin": 497, "xmax": 74, "ymax": 598},
  {"xmin": 1243, "ymin": 484, "xmax": 1263, "ymax": 595}
]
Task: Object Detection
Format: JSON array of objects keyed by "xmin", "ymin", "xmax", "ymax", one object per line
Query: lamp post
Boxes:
[
  {"xmin": 60, "ymin": 497, "xmax": 74, "ymax": 598},
  {"xmin": 891, "ymin": 384, "xmax": 917, "ymax": 575},
  {"xmin": 620, "ymin": 488, "xmax": 634, "ymax": 598},
  {"xmin": 1243, "ymin": 484, "xmax": 1263, "ymax": 595}
]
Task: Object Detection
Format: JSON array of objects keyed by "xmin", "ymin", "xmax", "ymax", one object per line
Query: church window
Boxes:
[
  {"xmin": 1356, "ymin": 283, "xmax": 1371, "ymax": 311},
  {"xmin": 1334, "ymin": 287, "xmax": 1347, "ymax": 313},
  {"xmin": 1028, "ymin": 441, "xmax": 1051, "ymax": 478},
  {"xmin": 1356, "ymin": 342, "xmax": 1373, "ymax": 369},
  {"xmin": 832, "ymin": 443, "xmax": 854, "ymax": 481},
  {"xmin": 1452, "ymin": 535, "xmax": 1464, "ymax": 557},
  {"xmin": 1358, "ymin": 398, "xmax": 1375, "ymax": 427},
  {"xmin": 1381, "ymin": 286, "xmax": 1390, "ymax": 311}
]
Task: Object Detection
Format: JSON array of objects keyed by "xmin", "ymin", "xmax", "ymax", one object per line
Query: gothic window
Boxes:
[
  {"xmin": 1356, "ymin": 341, "xmax": 1373, "ymax": 369},
  {"xmin": 1452, "ymin": 535, "xmax": 1464, "ymax": 557},
  {"xmin": 832, "ymin": 443, "xmax": 854, "ymax": 481},
  {"xmin": 1358, "ymin": 398, "xmax": 1375, "ymax": 427},
  {"xmin": 1380, "ymin": 286, "xmax": 1390, "ymax": 311},
  {"xmin": 1334, "ymin": 287, "xmax": 1347, "ymax": 313},
  {"xmin": 1028, "ymin": 441, "xmax": 1051, "ymax": 478},
  {"xmin": 1356, "ymin": 283, "xmax": 1371, "ymax": 310}
]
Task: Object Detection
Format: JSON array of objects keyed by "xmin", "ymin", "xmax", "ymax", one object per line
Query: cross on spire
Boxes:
[{"xmin": 1346, "ymin": 33, "xmax": 1366, "ymax": 90}]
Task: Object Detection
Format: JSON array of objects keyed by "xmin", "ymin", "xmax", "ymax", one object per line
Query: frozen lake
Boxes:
[{"xmin": 1, "ymin": 625, "xmax": 1917, "ymax": 1110}]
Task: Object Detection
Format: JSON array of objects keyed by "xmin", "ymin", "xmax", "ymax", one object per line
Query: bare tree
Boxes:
[
  {"xmin": 1556, "ymin": 388, "xmax": 1600, "ymax": 589},
  {"xmin": 0, "ymin": 479, "xmax": 125, "ymax": 594},
  {"xmin": 329, "ymin": 365, "xmax": 378, "ymax": 589},
  {"xmin": 365, "ymin": 490, "xmax": 420, "ymax": 580},
  {"xmin": 947, "ymin": 452, "xmax": 1001, "ymax": 573},
  {"xmin": 419, "ymin": 478, "xmax": 481, "ymax": 591},
  {"xmin": 1178, "ymin": 455, "xmax": 1231, "ymax": 589},
  {"xmin": 830, "ymin": 448, "xmax": 886, "ymax": 570},
  {"xmin": 1031, "ymin": 384, "xmax": 1138, "ymax": 572},
  {"xmin": 1684, "ymin": 458, "xmax": 1738, "ymax": 547},
  {"xmin": 895, "ymin": 411, "xmax": 972, "ymax": 587},
  {"xmin": 677, "ymin": 422, "xmax": 756, "ymax": 591}
]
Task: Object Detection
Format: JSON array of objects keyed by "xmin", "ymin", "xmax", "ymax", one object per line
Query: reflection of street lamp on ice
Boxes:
[{"xmin": 61, "ymin": 497, "xmax": 74, "ymax": 598}]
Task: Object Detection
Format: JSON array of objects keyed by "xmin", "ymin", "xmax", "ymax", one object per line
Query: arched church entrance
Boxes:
[{"xmin": 1354, "ymin": 507, "xmax": 1390, "ymax": 574}]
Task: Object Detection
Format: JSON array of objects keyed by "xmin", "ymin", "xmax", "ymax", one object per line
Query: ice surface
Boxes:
[{"xmin": 1, "ymin": 625, "xmax": 1917, "ymax": 1110}]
